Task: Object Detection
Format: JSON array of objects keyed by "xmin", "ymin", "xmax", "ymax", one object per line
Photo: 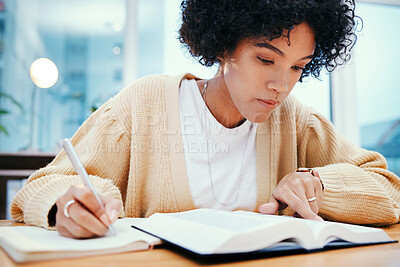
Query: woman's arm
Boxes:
[
  {"xmin": 10, "ymin": 98, "xmax": 130, "ymax": 229},
  {"xmin": 297, "ymin": 108, "xmax": 400, "ymax": 225}
]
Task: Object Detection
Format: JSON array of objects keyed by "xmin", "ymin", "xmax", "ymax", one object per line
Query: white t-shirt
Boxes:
[{"xmin": 179, "ymin": 79, "xmax": 258, "ymax": 211}]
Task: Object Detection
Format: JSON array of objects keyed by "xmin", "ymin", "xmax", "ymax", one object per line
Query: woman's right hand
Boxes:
[{"xmin": 55, "ymin": 185, "xmax": 121, "ymax": 238}]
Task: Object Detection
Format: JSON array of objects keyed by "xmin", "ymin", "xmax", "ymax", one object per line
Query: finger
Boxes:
[
  {"xmin": 259, "ymin": 196, "xmax": 279, "ymax": 214},
  {"xmin": 303, "ymin": 177, "xmax": 319, "ymax": 214},
  {"xmin": 312, "ymin": 171, "xmax": 324, "ymax": 210},
  {"xmin": 275, "ymin": 189, "xmax": 323, "ymax": 221},
  {"xmin": 67, "ymin": 199, "xmax": 109, "ymax": 236},
  {"xmin": 293, "ymin": 173, "xmax": 319, "ymax": 214},
  {"xmin": 57, "ymin": 224, "xmax": 74, "ymax": 238},
  {"xmin": 56, "ymin": 214, "xmax": 74, "ymax": 238},
  {"xmin": 108, "ymin": 209, "xmax": 119, "ymax": 224},
  {"xmin": 315, "ymin": 186, "xmax": 323, "ymax": 211},
  {"xmin": 62, "ymin": 215, "xmax": 99, "ymax": 239},
  {"xmin": 103, "ymin": 197, "xmax": 122, "ymax": 223},
  {"xmin": 55, "ymin": 207, "xmax": 96, "ymax": 239},
  {"xmin": 72, "ymin": 185, "xmax": 110, "ymax": 227},
  {"xmin": 258, "ymin": 197, "xmax": 279, "ymax": 214},
  {"xmin": 307, "ymin": 196, "xmax": 319, "ymax": 215},
  {"xmin": 104, "ymin": 204, "xmax": 116, "ymax": 223}
]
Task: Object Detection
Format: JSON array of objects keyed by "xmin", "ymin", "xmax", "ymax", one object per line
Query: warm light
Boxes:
[{"xmin": 30, "ymin": 58, "xmax": 59, "ymax": 88}]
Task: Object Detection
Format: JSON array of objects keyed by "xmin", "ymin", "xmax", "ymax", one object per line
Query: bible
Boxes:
[{"xmin": 133, "ymin": 209, "xmax": 395, "ymax": 256}]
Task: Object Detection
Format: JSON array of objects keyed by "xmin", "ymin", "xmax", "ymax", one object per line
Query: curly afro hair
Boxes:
[{"xmin": 179, "ymin": 0, "xmax": 360, "ymax": 80}]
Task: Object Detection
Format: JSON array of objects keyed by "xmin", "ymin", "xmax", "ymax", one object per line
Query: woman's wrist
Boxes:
[{"xmin": 296, "ymin": 168, "xmax": 324, "ymax": 191}]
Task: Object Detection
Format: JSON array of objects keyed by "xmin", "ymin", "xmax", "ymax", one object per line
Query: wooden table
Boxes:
[{"xmin": 1, "ymin": 221, "xmax": 399, "ymax": 267}]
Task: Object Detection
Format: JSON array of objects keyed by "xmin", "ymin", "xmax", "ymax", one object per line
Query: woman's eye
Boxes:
[
  {"xmin": 292, "ymin": 66, "xmax": 305, "ymax": 72},
  {"xmin": 257, "ymin": 57, "xmax": 273, "ymax": 65}
]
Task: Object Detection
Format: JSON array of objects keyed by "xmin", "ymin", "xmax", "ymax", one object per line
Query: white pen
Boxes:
[{"xmin": 62, "ymin": 138, "xmax": 116, "ymax": 236}]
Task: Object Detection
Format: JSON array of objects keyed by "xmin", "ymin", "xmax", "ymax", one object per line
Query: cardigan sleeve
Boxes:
[
  {"xmin": 297, "ymin": 106, "xmax": 400, "ymax": 225},
  {"xmin": 10, "ymin": 99, "xmax": 130, "ymax": 228}
]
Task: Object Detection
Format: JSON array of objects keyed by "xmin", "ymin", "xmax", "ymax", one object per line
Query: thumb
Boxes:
[
  {"xmin": 258, "ymin": 196, "xmax": 279, "ymax": 214},
  {"xmin": 105, "ymin": 204, "xmax": 119, "ymax": 224},
  {"xmin": 102, "ymin": 196, "xmax": 122, "ymax": 223}
]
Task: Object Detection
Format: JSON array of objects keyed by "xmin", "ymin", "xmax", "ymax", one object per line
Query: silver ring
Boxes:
[
  {"xmin": 63, "ymin": 199, "xmax": 76, "ymax": 218},
  {"xmin": 307, "ymin": 197, "xmax": 317, "ymax": 202}
]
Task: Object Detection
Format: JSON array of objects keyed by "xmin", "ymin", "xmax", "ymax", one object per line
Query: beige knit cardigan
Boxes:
[{"xmin": 10, "ymin": 74, "xmax": 400, "ymax": 228}]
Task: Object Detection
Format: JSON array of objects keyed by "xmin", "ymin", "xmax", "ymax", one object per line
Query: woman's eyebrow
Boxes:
[
  {"xmin": 299, "ymin": 55, "xmax": 314, "ymax": 61},
  {"xmin": 255, "ymin": 42, "xmax": 284, "ymax": 56},
  {"xmin": 254, "ymin": 41, "xmax": 314, "ymax": 61}
]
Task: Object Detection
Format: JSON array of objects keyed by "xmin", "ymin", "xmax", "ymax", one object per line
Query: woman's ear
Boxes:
[{"xmin": 217, "ymin": 51, "xmax": 229, "ymax": 66}]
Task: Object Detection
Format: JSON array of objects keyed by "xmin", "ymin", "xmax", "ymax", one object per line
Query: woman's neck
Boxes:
[{"xmin": 196, "ymin": 72, "xmax": 245, "ymax": 128}]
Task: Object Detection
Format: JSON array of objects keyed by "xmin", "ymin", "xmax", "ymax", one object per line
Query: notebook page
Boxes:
[{"xmin": 0, "ymin": 218, "xmax": 160, "ymax": 253}]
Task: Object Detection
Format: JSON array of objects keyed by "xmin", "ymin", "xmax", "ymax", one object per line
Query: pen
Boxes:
[{"xmin": 62, "ymin": 138, "xmax": 116, "ymax": 236}]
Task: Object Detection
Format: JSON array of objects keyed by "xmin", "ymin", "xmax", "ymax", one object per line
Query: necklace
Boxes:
[{"xmin": 201, "ymin": 80, "xmax": 253, "ymax": 205}]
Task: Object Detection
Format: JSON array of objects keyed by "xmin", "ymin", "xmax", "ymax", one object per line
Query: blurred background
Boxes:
[{"xmin": 0, "ymin": 0, "xmax": 399, "ymax": 218}]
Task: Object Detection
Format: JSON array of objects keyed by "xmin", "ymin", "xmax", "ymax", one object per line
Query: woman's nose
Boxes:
[{"xmin": 267, "ymin": 71, "xmax": 289, "ymax": 93}]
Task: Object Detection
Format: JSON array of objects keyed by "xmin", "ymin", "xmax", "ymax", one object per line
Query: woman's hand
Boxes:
[
  {"xmin": 258, "ymin": 170, "xmax": 324, "ymax": 221},
  {"xmin": 55, "ymin": 185, "xmax": 122, "ymax": 238}
]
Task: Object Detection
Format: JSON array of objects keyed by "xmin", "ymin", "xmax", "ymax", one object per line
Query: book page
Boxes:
[
  {"xmin": 169, "ymin": 209, "xmax": 286, "ymax": 232},
  {"xmin": 312, "ymin": 220, "xmax": 392, "ymax": 246},
  {"xmin": 137, "ymin": 209, "xmax": 394, "ymax": 255},
  {"xmin": 233, "ymin": 210, "xmax": 330, "ymax": 239},
  {"xmin": 136, "ymin": 211, "xmax": 236, "ymax": 254},
  {"xmin": 234, "ymin": 210, "xmax": 392, "ymax": 246},
  {"xmin": 137, "ymin": 209, "xmax": 316, "ymax": 254}
]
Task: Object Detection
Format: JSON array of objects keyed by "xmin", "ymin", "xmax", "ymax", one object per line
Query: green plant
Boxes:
[{"xmin": 0, "ymin": 92, "xmax": 24, "ymax": 135}]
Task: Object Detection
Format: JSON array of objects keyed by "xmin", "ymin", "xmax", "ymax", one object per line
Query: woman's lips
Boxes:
[{"xmin": 257, "ymin": 99, "xmax": 279, "ymax": 110}]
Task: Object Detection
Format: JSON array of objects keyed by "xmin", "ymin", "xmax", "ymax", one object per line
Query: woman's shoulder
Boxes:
[
  {"xmin": 115, "ymin": 73, "xmax": 198, "ymax": 100},
  {"xmin": 122, "ymin": 74, "xmax": 176, "ymax": 95},
  {"xmin": 107, "ymin": 73, "xmax": 198, "ymax": 123}
]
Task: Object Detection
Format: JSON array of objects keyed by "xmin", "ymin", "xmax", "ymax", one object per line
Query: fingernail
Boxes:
[
  {"xmin": 258, "ymin": 205, "xmax": 267, "ymax": 213},
  {"xmin": 110, "ymin": 210, "xmax": 118, "ymax": 222},
  {"xmin": 100, "ymin": 214, "xmax": 110, "ymax": 226}
]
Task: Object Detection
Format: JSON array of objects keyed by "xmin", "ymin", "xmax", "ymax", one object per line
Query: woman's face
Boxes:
[{"xmin": 220, "ymin": 23, "xmax": 316, "ymax": 123}]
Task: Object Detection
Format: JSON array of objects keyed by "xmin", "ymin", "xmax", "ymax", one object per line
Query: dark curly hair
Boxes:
[{"xmin": 179, "ymin": 0, "xmax": 360, "ymax": 80}]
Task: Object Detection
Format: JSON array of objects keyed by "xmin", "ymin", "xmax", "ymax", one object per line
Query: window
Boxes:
[
  {"xmin": 355, "ymin": 2, "xmax": 400, "ymax": 176},
  {"xmin": 0, "ymin": 0, "xmax": 126, "ymax": 152}
]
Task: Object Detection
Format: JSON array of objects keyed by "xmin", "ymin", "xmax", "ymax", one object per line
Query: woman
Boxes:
[{"xmin": 11, "ymin": 0, "xmax": 400, "ymax": 238}]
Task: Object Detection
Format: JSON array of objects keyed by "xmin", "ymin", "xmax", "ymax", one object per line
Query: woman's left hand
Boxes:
[{"xmin": 258, "ymin": 171, "xmax": 324, "ymax": 221}]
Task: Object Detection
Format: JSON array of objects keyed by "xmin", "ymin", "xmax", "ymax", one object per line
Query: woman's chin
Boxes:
[{"xmin": 250, "ymin": 113, "xmax": 272, "ymax": 123}]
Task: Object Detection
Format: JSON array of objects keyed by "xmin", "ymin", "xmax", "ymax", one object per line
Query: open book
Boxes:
[
  {"xmin": 0, "ymin": 218, "xmax": 161, "ymax": 263},
  {"xmin": 134, "ymin": 209, "xmax": 395, "ymax": 255}
]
